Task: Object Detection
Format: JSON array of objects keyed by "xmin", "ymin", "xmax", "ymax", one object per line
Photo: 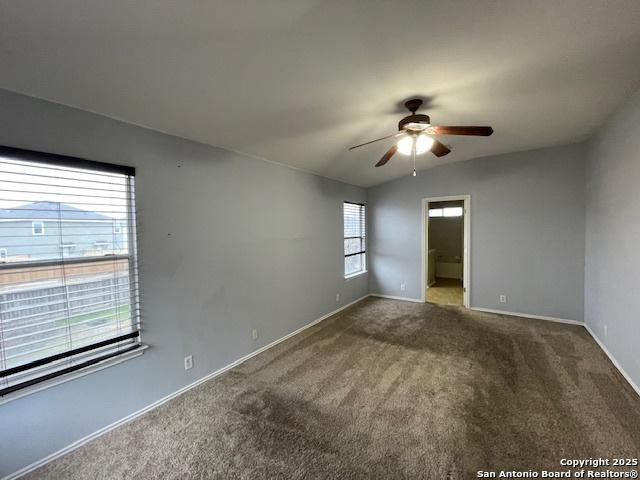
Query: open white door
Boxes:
[{"xmin": 421, "ymin": 195, "xmax": 470, "ymax": 308}]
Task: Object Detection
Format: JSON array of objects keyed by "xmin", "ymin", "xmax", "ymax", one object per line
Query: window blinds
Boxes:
[
  {"xmin": 343, "ymin": 201, "xmax": 366, "ymax": 276},
  {"xmin": 0, "ymin": 146, "xmax": 141, "ymax": 397}
]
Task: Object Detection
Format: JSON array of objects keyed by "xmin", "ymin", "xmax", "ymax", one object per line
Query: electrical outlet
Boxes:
[
  {"xmin": 184, "ymin": 355, "xmax": 193, "ymax": 371},
  {"xmin": 336, "ymin": 293, "xmax": 340, "ymax": 302},
  {"xmin": 252, "ymin": 328, "xmax": 259, "ymax": 340},
  {"xmin": 499, "ymin": 294, "xmax": 507, "ymax": 304},
  {"xmin": 400, "ymin": 283, "xmax": 406, "ymax": 292}
]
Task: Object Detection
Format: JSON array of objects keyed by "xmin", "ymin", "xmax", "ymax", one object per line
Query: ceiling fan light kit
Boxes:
[
  {"xmin": 349, "ymin": 98, "xmax": 494, "ymax": 176},
  {"xmin": 397, "ymin": 134, "xmax": 434, "ymax": 155}
]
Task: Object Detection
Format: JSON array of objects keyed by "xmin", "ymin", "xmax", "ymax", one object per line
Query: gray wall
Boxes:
[
  {"xmin": 368, "ymin": 143, "xmax": 586, "ymax": 321},
  {"xmin": 0, "ymin": 89, "xmax": 368, "ymax": 477},
  {"xmin": 585, "ymin": 88, "xmax": 640, "ymax": 389}
]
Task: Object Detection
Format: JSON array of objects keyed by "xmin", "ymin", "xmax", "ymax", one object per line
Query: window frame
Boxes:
[
  {"xmin": 31, "ymin": 220, "xmax": 44, "ymax": 235},
  {"xmin": 0, "ymin": 145, "xmax": 144, "ymax": 402},
  {"xmin": 343, "ymin": 201, "xmax": 367, "ymax": 278}
]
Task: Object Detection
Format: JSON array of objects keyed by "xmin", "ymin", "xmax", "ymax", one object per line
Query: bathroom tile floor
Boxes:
[{"xmin": 426, "ymin": 277, "xmax": 463, "ymax": 306}]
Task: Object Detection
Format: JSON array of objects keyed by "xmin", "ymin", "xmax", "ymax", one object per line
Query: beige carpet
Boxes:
[{"xmin": 25, "ymin": 298, "xmax": 640, "ymax": 479}]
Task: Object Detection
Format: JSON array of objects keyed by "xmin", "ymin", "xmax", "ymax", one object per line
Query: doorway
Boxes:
[{"xmin": 421, "ymin": 195, "xmax": 470, "ymax": 307}]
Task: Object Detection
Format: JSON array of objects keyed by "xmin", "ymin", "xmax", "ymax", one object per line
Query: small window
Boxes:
[
  {"xmin": 344, "ymin": 202, "xmax": 366, "ymax": 277},
  {"xmin": 429, "ymin": 207, "xmax": 463, "ymax": 218},
  {"xmin": 32, "ymin": 221, "xmax": 44, "ymax": 235},
  {"xmin": 0, "ymin": 248, "xmax": 7, "ymax": 262},
  {"xmin": 443, "ymin": 207, "xmax": 463, "ymax": 217}
]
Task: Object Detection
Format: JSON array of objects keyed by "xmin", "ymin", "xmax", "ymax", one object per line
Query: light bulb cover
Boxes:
[
  {"xmin": 397, "ymin": 134, "xmax": 434, "ymax": 155},
  {"xmin": 397, "ymin": 136, "xmax": 414, "ymax": 155},
  {"xmin": 415, "ymin": 134, "xmax": 434, "ymax": 154}
]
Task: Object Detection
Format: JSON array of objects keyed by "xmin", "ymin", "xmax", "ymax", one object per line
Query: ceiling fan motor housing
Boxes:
[{"xmin": 398, "ymin": 114, "xmax": 431, "ymax": 132}]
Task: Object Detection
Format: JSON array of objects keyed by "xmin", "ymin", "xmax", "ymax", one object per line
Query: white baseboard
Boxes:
[
  {"xmin": 470, "ymin": 307, "xmax": 583, "ymax": 326},
  {"xmin": 584, "ymin": 324, "xmax": 640, "ymax": 398},
  {"xmin": 369, "ymin": 293, "xmax": 424, "ymax": 303},
  {"xmin": 3, "ymin": 294, "xmax": 369, "ymax": 480}
]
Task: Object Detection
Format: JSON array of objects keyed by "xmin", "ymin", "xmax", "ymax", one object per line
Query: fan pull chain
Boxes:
[{"xmin": 412, "ymin": 142, "xmax": 417, "ymax": 177}]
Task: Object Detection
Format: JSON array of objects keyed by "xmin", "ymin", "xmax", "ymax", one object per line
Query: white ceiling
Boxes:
[{"xmin": 1, "ymin": 1, "xmax": 640, "ymax": 187}]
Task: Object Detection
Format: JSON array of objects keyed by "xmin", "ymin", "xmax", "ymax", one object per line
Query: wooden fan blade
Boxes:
[
  {"xmin": 431, "ymin": 139, "xmax": 451, "ymax": 157},
  {"xmin": 375, "ymin": 145, "xmax": 397, "ymax": 167},
  {"xmin": 427, "ymin": 126, "xmax": 493, "ymax": 136},
  {"xmin": 349, "ymin": 132, "xmax": 404, "ymax": 150}
]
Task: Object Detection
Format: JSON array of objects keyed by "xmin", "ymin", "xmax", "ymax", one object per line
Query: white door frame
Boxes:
[{"xmin": 421, "ymin": 195, "xmax": 471, "ymax": 308}]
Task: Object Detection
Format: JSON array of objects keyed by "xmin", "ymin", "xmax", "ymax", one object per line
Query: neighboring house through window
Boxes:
[{"xmin": 343, "ymin": 201, "xmax": 366, "ymax": 277}]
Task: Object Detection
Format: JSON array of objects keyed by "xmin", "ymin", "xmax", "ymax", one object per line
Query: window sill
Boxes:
[
  {"xmin": 344, "ymin": 270, "xmax": 368, "ymax": 280},
  {"xmin": 0, "ymin": 344, "xmax": 148, "ymax": 405}
]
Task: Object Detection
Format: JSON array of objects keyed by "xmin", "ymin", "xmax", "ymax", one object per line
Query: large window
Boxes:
[
  {"xmin": 344, "ymin": 202, "xmax": 366, "ymax": 277},
  {"xmin": 0, "ymin": 146, "xmax": 141, "ymax": 398}
]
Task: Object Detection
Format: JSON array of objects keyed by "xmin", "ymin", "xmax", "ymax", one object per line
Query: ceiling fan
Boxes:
[{"xmin": 349, "ymin": 98, "xmax": 493, "ymax": 176}]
